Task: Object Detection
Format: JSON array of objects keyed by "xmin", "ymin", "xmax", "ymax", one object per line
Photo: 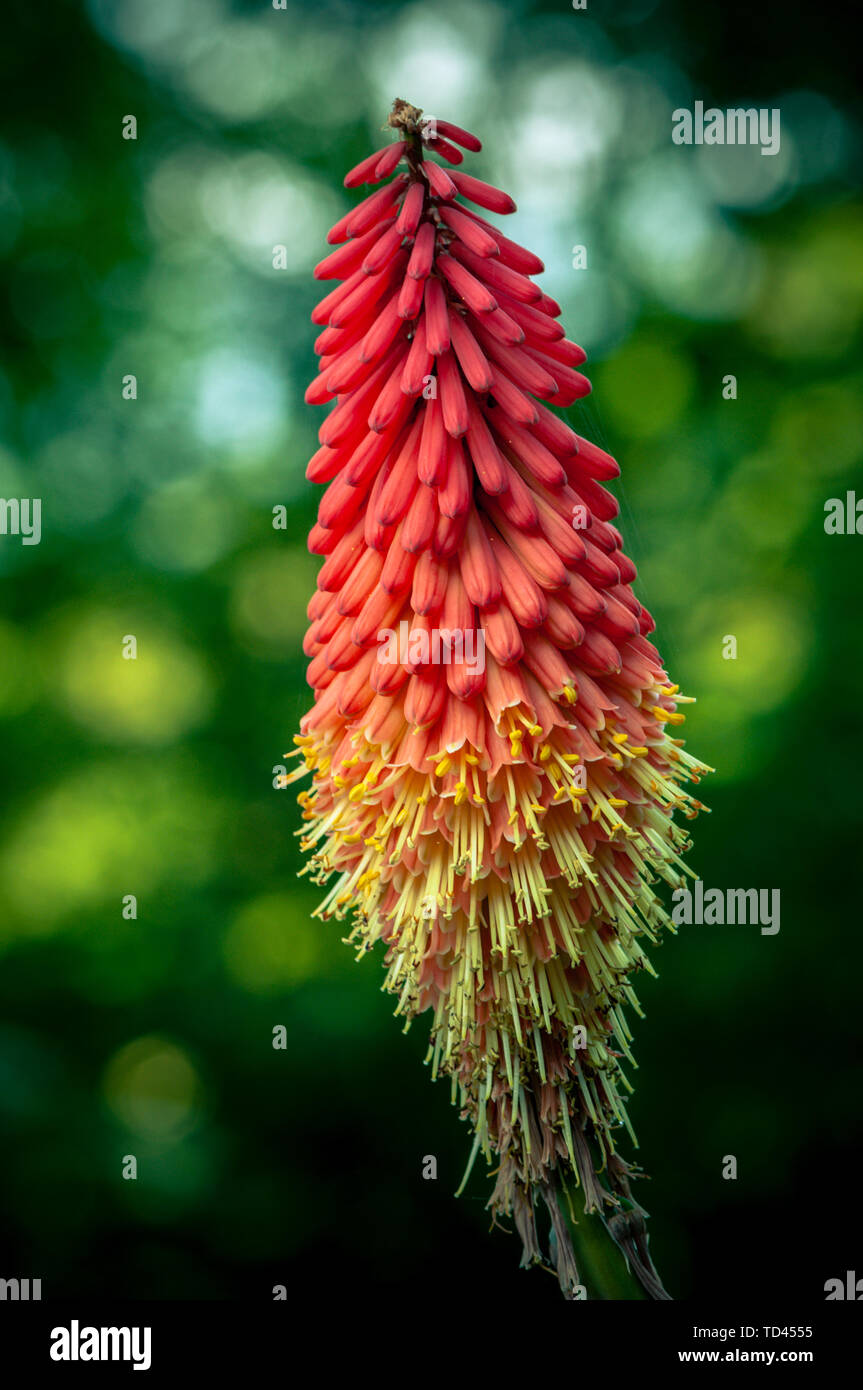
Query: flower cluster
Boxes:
[{"xmin": 289, "ymin": 99, "xmax": 709, "ymax": 1297}]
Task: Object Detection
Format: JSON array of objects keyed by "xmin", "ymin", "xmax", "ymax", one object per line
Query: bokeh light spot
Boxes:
[
  {"xmin": 595, "ymin": 334, "xmax": 695, "ymax": 439},
  {"xmin": 103, "ymin": 1036, "xmax": 203, "ymax": 1142},
  {"xmin": 222, "ymin": 892, "xmax": 324, "ymax": 993},
  {"xmin": 229, "ymin": 548, "xmax": 318, "ymax": 657},
  {"xmin": 52, "ymin": 607, "xmax": 213, "ymax": 744}
]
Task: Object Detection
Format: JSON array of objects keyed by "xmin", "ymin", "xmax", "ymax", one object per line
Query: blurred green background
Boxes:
[{"xmin": 0, "ymin": 0, "xmax": 860, "ymax": 1302}]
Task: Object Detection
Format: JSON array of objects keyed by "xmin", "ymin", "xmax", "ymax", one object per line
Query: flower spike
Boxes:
[{"xmin": 290, "ymin": 99, "xmax": 711, "ymax": 1300}]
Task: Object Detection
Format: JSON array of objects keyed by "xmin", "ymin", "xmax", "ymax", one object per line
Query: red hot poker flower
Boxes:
[{"xmin": 289, "ymin": 98, "xmax": 710, "ymax": 1300}]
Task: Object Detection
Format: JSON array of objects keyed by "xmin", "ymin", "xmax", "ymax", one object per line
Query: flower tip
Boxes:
[{"xmin": 388, "ymin": 97, "xmax": 424, "ymax": 136}]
